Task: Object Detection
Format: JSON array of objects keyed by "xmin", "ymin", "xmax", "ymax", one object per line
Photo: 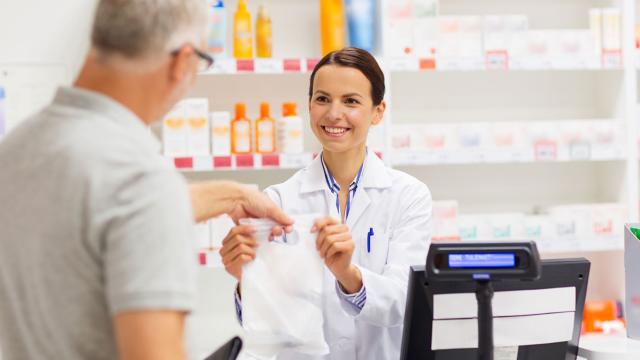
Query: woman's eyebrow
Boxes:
[
  {"xmin": 342, "ymin": 93, "xmax": 363, "ymax": 98},
  {"xmin": 313, "ymin": 90, "xmax": 330, "ymax": 96}
]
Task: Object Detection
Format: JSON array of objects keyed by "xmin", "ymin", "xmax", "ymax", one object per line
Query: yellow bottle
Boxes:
[
  {"xmin": 256, "ymin": 5, "xmax": 273, "ymax": 58},
  {"xmin": 320, "ymin": 0, "xmax": 346, "ymax": 55},
  {"xmin": 231, "ymin": 103, "xmax": 252, "ymax": 154},
  {"xmin": 234, "ymin": 0, "xmax": 253, "ymax": 59},
  {"xmin": 256, "ymin": 102, "xmax": 276, "ymax": 153}
]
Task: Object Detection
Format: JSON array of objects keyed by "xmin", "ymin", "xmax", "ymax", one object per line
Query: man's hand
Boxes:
[
  {"xmin": 228, "ymin": 186, "xmax": 293, "ymax": 234},
  {"xmin": 189, "ymin": 181, "xmax": 293, "ymax": 232}
]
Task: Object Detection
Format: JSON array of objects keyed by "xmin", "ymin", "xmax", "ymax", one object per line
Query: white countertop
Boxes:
[{"xmin": 578, "ymin": 333, "xmax": 640, "ymax": 360}]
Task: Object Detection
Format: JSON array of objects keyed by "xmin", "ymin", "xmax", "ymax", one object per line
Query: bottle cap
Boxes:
[
  {"xmin": 282, "ymin": 102, "xmax": 297, "ymax": 117},
  {"xmin": 235, "ymin": 103, "xmax": 246, "ymax": 119},
  {"xmin": 260, "ymin": 102, "xmax": 270, "ymax": 118},
  {"xmin": 258, "ymin": 5, "xmax": 269, "ymax": 18}
]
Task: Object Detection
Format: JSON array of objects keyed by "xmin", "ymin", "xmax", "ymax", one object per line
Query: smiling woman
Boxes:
[
  {"xmin": 219, "ymin": 47, "xmax": 433, "ymax": 360},
  {"xmin": 308, "ymin": 47, "xmax": 387, "ymax": 186}
]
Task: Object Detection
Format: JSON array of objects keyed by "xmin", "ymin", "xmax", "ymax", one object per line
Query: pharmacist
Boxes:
[
  {"xmin": 0, "ymin": 1, "xmax": 292, "ymax": 360},
  {"xmin": 220, "ymin": 48, "xmax": 432, "ymax": 360}
]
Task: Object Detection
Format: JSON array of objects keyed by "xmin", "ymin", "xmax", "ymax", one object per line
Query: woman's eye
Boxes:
[
  {"xmin": 315, "ymin": 96, "xmax": 329, "ymax": 103},
  {"xmin": 345, "ymin": 98, "xmax": 360, "ymax": 105}
]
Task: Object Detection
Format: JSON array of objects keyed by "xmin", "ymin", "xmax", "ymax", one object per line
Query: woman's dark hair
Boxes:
[{"xmin": 308, "ymin": 47, "xmax": 385, "ymax": 106}]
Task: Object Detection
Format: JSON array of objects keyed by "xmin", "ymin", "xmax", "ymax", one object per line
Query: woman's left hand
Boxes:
[{"xmin": 312, "ymin": 217, "xmax": 363, "ymax": 294}]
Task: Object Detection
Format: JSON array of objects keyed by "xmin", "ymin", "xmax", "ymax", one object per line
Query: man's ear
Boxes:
[
  {"xmin": 372, "ymin": 100, "xmax": 386, "ymax": 126},
  {"xmin": 168, "ymin": 45, "xmax": 193, "ymax": 83}
]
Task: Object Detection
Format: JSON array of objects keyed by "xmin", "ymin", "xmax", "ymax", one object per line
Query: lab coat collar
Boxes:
[{"xmin": 299, "ymin": 150, "xmax": 392, "ymax": 195}]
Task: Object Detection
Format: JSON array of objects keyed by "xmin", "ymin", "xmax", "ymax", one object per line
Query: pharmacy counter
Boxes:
[{"xmin": 578, "ymin": 333, "xmax": 640, "ymax": 359}]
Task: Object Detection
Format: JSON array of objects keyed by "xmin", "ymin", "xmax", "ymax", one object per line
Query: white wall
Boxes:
[
  {"xmin": 0, "ymin": 0, "xmax": 96, "ymax": 130},
  {"xmin": 0, "ymin": 0, "xmax": 96, "ymax": 76}
]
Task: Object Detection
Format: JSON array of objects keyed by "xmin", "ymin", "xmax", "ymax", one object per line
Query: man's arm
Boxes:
[
  {"xmin": 189, "ymin": 181, "xmax": 294, "ymax": 228},
  {"xmin": 114, "ymin": 311, "xmax": 187, "ymax": 360},
  {"xmin": 189, "ymin": 181, "xmax": 242, "ymax": 223}
]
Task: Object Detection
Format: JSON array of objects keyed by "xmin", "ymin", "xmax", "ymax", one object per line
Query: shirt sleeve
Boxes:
[
  {"xmin": 234, "ymin": 285, "xmax": 243, "ymax": 325},
  {"xmin": 96, "ymin": 169, "xmax": 197, "ymax": 315},
  {"xmin": 335, "ymin": 281, "xmax": 367, "ymax": 314}
]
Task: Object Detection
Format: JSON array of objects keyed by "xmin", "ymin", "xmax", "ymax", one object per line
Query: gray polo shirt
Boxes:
[{"xmin": 0, "ymin": 87, "xmax": 196, "ymax": 359}]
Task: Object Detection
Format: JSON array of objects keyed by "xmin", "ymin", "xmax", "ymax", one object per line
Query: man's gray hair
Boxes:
[{"xmin": 91, "ymin": 0, "xmax": 207, "ymax": 58}]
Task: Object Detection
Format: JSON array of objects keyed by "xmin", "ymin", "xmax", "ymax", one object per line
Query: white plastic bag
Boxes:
[{"xmin": 239, "ymin": 214, "xmax": 329, "ymax": 359}]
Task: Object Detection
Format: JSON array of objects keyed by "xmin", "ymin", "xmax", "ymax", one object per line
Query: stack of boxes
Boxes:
[
  {"xmin": 431, "ymin": 201, "xmax": 626, "ymax": 252},
  {"xmin": 383, "ymin": 1, "xmax": 622, "ymax": 69},
  {"xmin": 391, "ymin": 120, "xmax": 624, "ymax": 164}
]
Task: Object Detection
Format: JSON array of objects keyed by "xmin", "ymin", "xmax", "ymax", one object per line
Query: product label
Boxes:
[
  {"xmin": 212, "ymin": 125, "xmax": 230, "ymax": 136},
  {"xmin": 188, "ymin": 117, "xmax": 207, "ymax": 129},
  {"xmin": 165, "ymin": 118, "xmax": 185, "ymax": 129},
  {"xmin": 255, "ymin": 59, "xmax": 282, "ymax": 73},
  {"xmin": 163, "ymin": 117, "xmax": 187, "ymax": 156},
  {"xmin": 258, "ymin": 122, "xmax": 274, "ymax": 152},
  {"xmin": 533, "ymin": 140, "xmax": 558, "ymax": 161},
  {"xmin": 569, "ymin": 142, "xmax": 591, "ymax": 160},
  {"xmin": 208, "ymin": 8, "xmax": 226, "ymax": 54},
  {"xmin": 486, "ymin": 50, "xmax": 509, "ymax": 70},
  {"xmin": 212, "ymin": 124, "xmax": 231, "ymax": 155},
  {"xmin": 233, "ymin": 121, "xmax": 251, "ymax": 153},
  {"xmin": 288, "ymin": 129, "xmax": 302, "ymax": 139}
]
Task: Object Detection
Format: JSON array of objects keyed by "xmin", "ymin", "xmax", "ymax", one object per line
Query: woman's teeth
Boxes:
[{"xmin": 324, "ymin": 126, "xmax": 347, "ymax": 134}]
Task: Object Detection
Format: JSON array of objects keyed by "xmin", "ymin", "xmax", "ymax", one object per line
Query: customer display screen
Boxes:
[{"xmin": 448, "ymin": 253, "xmax": 517, "ymax": 268}]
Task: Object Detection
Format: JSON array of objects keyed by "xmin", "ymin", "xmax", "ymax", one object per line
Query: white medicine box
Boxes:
[
  {"xmin": 162, "ymin": 102, "xmax": 188, "ymax": 157},
  {"xmin": 185, "ymin": 98, "xmax": 210, "ymax": 156}
]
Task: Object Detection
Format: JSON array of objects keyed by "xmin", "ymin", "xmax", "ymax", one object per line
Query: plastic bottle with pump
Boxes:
[
  {"xmin": 231, "ymin": 103, "xmax": 252, "ymax": 154},
  {"xmin": 256, "ymin": 5, "xmax": 273, "ymax": 58},
  {"xmin": 320, "ymin": 0, "xmax": 346, "ymax": 55},
  {"xmin": 256, "ymin": 102, "xmax": 276, "ymax": 153},
  {"xmin": 233, "ymin": 0, "xmax": 253, "ymax": 59},
  {"xmin": 208, "ymin": 1, "xmax": 227, "ymax": 57},
  {"xmin": 277, "ymin": 102, "xmax": 304, "ymax": 154}
]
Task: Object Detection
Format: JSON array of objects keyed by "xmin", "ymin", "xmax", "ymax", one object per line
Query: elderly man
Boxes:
[{"xmin": 0, "ymin": 0, "xmax": 291, "ymax": 359}]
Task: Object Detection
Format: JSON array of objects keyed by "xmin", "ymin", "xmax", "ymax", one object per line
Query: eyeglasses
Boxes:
[{"xmin": 171, "ymin": 44, "xmax": 215, "ymax": 72}]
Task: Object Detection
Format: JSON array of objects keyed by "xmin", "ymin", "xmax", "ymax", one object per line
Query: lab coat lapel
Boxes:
[
  {"xmin": 346, "ymin": 152, "xmax": 391, "ymax": 228},
  {"xmin": 345, "ymin": 186, "xmax": 371, "ymax": 229}
]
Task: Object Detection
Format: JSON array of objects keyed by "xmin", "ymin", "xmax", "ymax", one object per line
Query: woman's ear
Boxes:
[{"xmin": 372, "ymin": 100, "xmax": 386, "ymax": 126}]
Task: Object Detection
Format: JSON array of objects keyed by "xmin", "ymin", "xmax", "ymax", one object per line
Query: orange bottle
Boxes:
[
  {"xmin": 255, "ymin": 102, "xmax": 276, "ymax": 153},
  {"xmin": 320, "ymin": 0, "xmax": 346, "ymax": 55},
  {"xmin": 231, "ymin": 103, "xmax": 252, "ymax": 154}
]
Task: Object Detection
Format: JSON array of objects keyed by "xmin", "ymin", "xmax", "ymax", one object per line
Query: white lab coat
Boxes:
[{"xmin": 257, "ymin": 151, "xmax": 432, "ymax": 360}]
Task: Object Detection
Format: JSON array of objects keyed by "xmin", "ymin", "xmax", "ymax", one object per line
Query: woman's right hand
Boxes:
[{"xmin": 220, "ymin": 225, "xmax": 259, "ymax": 281}]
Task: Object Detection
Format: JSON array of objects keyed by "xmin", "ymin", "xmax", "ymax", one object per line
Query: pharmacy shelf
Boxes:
[
  {"xmin": 385, "ymin": 55, "xmax": 622, "ymax": 72},
  {"xmin": 199, "ymin": 56, "xmax": 623, "ymax": 76},
  {"xmin": 201, "ymin": 58, "xmax": 320, "ymax": 75},
  {"xmin": 539, "ymin": 239, "xmax": 624, "ymax": 254},
  {"xmin": 196, "ymin": 239, "xmax": 623, "ymax": 269},
  {"xmin": 168, "ymin": 152, "xmax": 387, "ymax": 172},
  {"xmin": 167, "ymin": 153, "xmax": 315, "ymax": 171},
  {"xmin": 391, "ymin": 150, "xmax": 625, "ymax": 167}
]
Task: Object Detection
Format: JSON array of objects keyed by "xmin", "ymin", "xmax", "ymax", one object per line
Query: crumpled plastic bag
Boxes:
[{"xmin": 239, "ymin": 214, "xmax": 329, "ymax": 359}]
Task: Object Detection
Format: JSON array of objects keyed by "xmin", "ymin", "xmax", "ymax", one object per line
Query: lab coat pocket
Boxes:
[{"xmin": 360, "ymin": 231, "xmax": 390, "ymax": 274}]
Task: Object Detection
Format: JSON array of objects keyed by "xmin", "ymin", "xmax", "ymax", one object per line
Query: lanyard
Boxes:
[{"xmin": 320, "ymin": 153, "xmax": 365, "ymax": 222}]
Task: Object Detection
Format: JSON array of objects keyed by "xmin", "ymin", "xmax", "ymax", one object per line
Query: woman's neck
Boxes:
[{"xmin": 323, "ymin": 145, "xmax": 367, "ymax": 189}]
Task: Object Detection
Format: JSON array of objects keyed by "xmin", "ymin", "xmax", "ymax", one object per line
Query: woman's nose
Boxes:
[{"xmin": 325, "ymin": 101, "xmax": 343, "ymax": 122}]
